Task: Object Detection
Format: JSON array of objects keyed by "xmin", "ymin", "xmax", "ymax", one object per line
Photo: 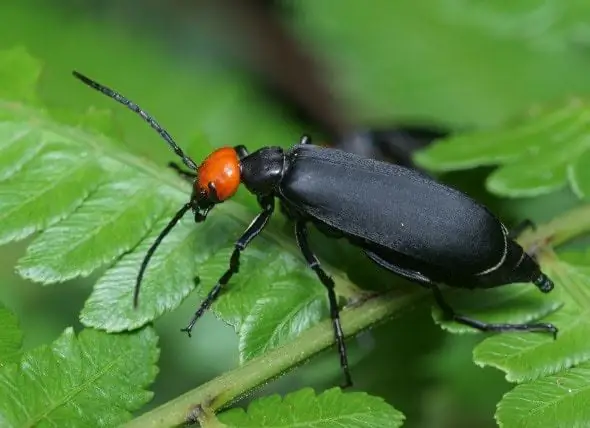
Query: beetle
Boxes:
[{"xmin": 73, "ymin": 71, "xmax": 558, "ymax": 388}]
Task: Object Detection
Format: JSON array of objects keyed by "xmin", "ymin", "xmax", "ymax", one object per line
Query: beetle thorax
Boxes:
[{"xmin": 240, "ymin": 146, "xmax": 285, "ymax": 196}]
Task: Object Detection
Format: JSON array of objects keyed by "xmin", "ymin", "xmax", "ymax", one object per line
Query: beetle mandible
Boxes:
[{"xmin": 73, "ymin": 71, "xmax": 558, "ymax": 388}]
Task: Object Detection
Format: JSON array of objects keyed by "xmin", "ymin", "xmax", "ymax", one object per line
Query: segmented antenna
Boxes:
[
  {"xmin": 134, "ymin": 202, "xmax": 192, "ymax": 307},
  {"xmin": 72, "ymin": 71, "xmax": 198, "ymax": 171}
]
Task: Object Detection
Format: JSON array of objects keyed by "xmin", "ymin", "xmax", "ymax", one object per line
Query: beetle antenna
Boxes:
[
  {"xmin": 72, "ymin": 71, "xmax": 198, "ymax": 171},
  {"xmin": 134, "ymin": 202, "xmax": 192, "ymax": 307}
]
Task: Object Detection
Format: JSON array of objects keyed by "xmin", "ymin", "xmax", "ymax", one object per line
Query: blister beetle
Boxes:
[{"xmin": 73, "ymin": 71, "xmax": 558, "ymax": 388}]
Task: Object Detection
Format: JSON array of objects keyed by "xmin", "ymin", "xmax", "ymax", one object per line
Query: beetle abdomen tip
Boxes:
[{"xmin": 533, "ymin": 273, "xmax": 554, "ymax": 293}]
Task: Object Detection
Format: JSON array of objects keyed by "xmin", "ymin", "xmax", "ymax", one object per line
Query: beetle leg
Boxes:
[
  {"xmin": 364, "ymin": 249, "xmax": 557, "ymax": 337},
  {"xmin": 294, "ymin": 221, "xmax": 352, "ymax": 389},
  {"xmin": 430, "ymin": 285, "xmax": 558, "ymax": 339},
  {"xmin": 508, "ymin": 219, "xmax": 536, "ymax": 240},
  {"xmin": 181, "ymin": 196, "xmax": 275, "ymax": 336},
  {"xmin": 168, "ymin": 161, "xmax": 197, "ymax": 182}
]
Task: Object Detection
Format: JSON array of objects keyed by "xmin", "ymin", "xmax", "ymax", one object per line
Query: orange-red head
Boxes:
[{"xmin": 195, "ymin": 147, "xmax": 241, "ymax": 203}]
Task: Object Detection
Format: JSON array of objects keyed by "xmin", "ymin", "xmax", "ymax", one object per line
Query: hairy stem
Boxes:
[{"xmin": 125, "ymin": 204, "xmax": 590, "ymax": 428}]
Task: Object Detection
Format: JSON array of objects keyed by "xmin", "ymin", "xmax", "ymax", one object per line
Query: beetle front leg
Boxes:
[
  {"xmin": 430, "ymin": 285, "xmax": 558, "ymax": 339},
  {"xmin": 181, "ymin": 196, "xmax": 275, "ymax": 336},
  {"xmin": 294, "ymin": 221, "xmax": 352, "ymax": 388},
  {"xmin": 168, "ymin": 161, "xmax": 197, "ymax": 181}
]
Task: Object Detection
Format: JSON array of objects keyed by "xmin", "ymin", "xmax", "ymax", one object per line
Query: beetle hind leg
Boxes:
[
  {"xmin": 363, "ymin": 248, "xmax": 558, "ymax": 339},
  {"xmin": 430, "ymin": 285, "xmax": 558, "ymax": 339}
]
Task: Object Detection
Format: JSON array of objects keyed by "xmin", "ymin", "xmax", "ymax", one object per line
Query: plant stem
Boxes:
[{"xmin": 123, "ymin": 290, "xmax": 424, "ymax": 428}]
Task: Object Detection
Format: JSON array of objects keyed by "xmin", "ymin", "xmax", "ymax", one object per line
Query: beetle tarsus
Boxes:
[
  {"xmin": 431, "ymin": 285, "xmax": 558, "ymax": 338},
  {"xmin": 295, "ymin": 221, "xmax": 353, "ymax": 388},
  {"xmin": 180, "ymin": 326, "xmax": 193, "ymax": 338}
]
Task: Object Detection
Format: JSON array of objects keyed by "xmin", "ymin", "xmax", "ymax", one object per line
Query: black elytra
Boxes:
[{"xmin": 73, "ymin": 71, "xmax": 558, "ymax": 389}]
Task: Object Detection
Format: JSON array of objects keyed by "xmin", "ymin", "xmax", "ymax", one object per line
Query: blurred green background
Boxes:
[{"xmin": 1, "ymin": 1, "xmax": 589, "ymax": 427}]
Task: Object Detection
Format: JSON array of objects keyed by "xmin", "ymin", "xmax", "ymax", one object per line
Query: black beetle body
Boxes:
[
  {"xmin": 274, "ymin": 144, "xmax": 553, "ymax": 292},
  {"xmin": 237, "ymin": 138, "xmax": 556, "ymax": 387},
  {"xmin": 73, "ymin": 72, "xmax": 557, "ymax": 389}
]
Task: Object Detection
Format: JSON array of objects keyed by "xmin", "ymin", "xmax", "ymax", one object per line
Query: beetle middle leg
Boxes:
[
  {"xmin": 508, "ymin": 219, "xmax": 536, "ymax": 240},
  {"xmin": 181, "ymin": 196, "xmax": 275, "ymax": 336},
  {"xmin": 430, "ymin": 285, "xmax": 558, "ymax": 339},
  {"xmin": 294, "ymin": 221, "xmax": 352, "ymax": 388}
]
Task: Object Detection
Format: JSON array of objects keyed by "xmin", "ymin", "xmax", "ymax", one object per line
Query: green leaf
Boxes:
[
  {"xmin": 17, "ymin": 176, "xmax": 167, "ymax": 284},
  {"xmin": 51, "ymin": 106, "xmax": 119, "ymax": 141},
  {"xmin": 0, "ymin": 123, "xmax": 49, "ymax": 181},
  {"xmin": 217, "ymin": 387, "xmax": 404, "ymax": 428},
  {"xmin": 414, "ymin": 99, "xmax": 590, "ymax": 198},
  {"xmin": 0, "ymin": 148, "xmax": 105, "ymax": 245},
  {"xmin": 456, "ymin": 250, "xmax": 590, "ymax": 424},
  {"xmin": 238, "ymin": 272, "xmax": 327, "ymax": 362},
  {"xmin": 0, "ymin": 327, "xmax": 159, "ymax": 427},
  {"xmin": 0, "ymin": 46, "xmax": 41, "ymax": 103},
  {"xmin": 0, "ymin": 98, "xmax": 223, "ymax": 333},
  {"xmin": 474, "ymin": 254, "xmax": 590, "ymax": 381},
  {"xmin": 79, "ymin": 212, "xmax": 239, "ymax": 332},
  {"xmin": 0, "ymin": 47, "xmax": 342, "ymax": 360},
  {"xmin": 569, "ymin": 148, "xmax": 590, "ymax": 199},
  {"xmin": 496, "ymin": 361, "xmax": 590, "ymax": 428},
  {"xmin": 427, "ymin": 247, "xmax": 590, "ymax": 423},
  {"xmin": 473, "ymin": 306, "xmax": 587, "ymax": 382},
  {"xmin": 0, "ymin": 304, "xmax": 23, "ymax": 367}
]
